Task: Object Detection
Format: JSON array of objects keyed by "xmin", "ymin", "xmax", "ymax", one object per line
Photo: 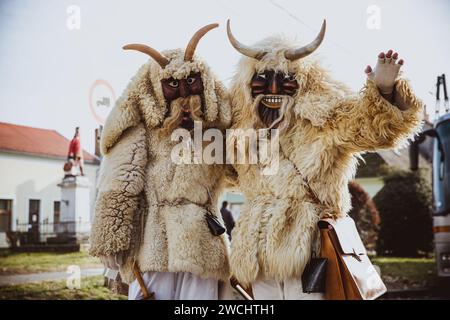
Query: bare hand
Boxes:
[{"xmin": 365, "ymin": 49, "xmax": 404, "ymax": 95}]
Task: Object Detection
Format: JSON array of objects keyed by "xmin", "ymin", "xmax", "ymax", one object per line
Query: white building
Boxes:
[{"xmin": 0, "ymin": 122, "xmax": 100, "ymax": 248}]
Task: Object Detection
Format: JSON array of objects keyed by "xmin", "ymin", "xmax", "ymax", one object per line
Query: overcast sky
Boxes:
[{"xmin": 0, "ymin": 0, "xmax": 449, "ymax": 154}]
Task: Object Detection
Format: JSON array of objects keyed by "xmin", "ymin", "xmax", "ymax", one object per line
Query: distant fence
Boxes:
[
  {"xmin": 9, "ymin": 222, "xmax": 91, "ymax": 248},
  {"xmin": 15, "ymin": 221, "xmax": 91, "ymax": 234}
]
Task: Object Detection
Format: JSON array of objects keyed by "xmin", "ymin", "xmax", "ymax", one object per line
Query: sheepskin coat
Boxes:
[
  {"xmin": 89, "ymin": 50, "xmax": 232, "ymax": 283},
  {"xmin": 228, "ymin": 37, "xmax": 423, "ymax": 286}
]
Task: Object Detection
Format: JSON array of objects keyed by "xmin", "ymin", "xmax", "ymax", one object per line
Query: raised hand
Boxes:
[{"xmin": 365, "ymin": 49, "xmax": 404, "ymax": 96}]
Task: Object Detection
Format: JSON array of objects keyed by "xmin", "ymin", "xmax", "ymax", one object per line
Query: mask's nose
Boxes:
[
  {"xmin": 179, "ymin": 80, "xmax": 190, "ymax": 98},
  {"xmin": 268, "ymin": 75, "xmax": 280, "ymax": 94}
]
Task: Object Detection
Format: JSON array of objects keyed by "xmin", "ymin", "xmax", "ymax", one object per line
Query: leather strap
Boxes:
[
  {"xmin": 278, "ymin": 145, "xmax": 330, "ymax": 254},
  {"xmin": 278, "ymin": 145, "xmax": 324, "ymax": 208}
]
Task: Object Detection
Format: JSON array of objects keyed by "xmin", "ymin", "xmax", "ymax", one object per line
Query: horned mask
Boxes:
[
  {"xmin": 227, "ymin": 19, "xmax": 328, "ymax": 130},
  {"xmin": 101, "ymin": 23, "xmax": 231, "ymax": 154}
]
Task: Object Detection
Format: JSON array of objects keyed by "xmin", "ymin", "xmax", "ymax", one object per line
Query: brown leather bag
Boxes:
[
  {"xmin": 319, "ymin": 215, "xmax": 387, "ymax": 300},
  {"xmin": 276, "ymin": 149, "xmax": 386, "ymax": 299}
]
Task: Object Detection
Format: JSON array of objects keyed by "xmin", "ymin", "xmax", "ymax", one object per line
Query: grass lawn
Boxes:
[
  {"xmin": 372, "ymin": 256, "xmax": 436, "ymax": 290},
  {"xmin": 0, "ymin": 250, "xmax": 101, "ymax": 275},
  {"xmin": 0, "ymin": 250, "xmax": 438, "ymax": 298},
  {"xmin": 0, "ymin": 276, "xmax": 126, "ymax": 300}
]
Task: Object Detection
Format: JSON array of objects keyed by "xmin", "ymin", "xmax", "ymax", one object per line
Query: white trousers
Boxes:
[
  {"xmin": 252, "ymin": 278, "xmax": 324, "ymax": 300},
  {"xmin": 128, "ymin": 271, "xmax": 223, "ymax": 300}
]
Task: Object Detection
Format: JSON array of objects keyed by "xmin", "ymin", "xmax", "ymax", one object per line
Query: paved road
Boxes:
[{"xmin": 0, "ymin": 268, "xmax": 104, "ymax": 287}]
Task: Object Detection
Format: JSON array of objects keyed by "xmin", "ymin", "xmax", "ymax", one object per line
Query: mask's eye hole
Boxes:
[
  {"xmin": 284, "ymin": 73, "xmax": 296, "ymax": 81},
  {"xmin": 168, "ymin": 79, "xmax": 179, "ymax": 88},
  {"xmin": 257, "ymin": 73, "xmax": 266, "ymax": 80},
  {"xmin": 186, "ymin": 77, "xmax": 196, "ymax": 85}
]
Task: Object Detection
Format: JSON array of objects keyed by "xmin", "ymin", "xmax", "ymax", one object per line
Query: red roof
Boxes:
[{"xmin": 0, "ymin": 122, "xmax": 100, "ymax": 164}]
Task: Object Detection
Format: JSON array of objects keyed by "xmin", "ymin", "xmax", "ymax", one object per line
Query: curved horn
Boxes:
[
  {"xmin": 123, "ymin": 44, "xmax": 169, "ymax": 68},
  {"xmin": 284, "ymin": 20, "xmax": 326, "ymax": 61},
  {"xmin": 184, "ymin": 23, "xmax": 219, "ymax": 62},
  {"xmin": 226, "ymin": 20, "xmax": 266, "ymax": 60}
]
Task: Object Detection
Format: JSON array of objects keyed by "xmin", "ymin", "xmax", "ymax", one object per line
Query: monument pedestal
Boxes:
[{"xmin": 57, "ymin": 175, "xmax": 91, "ymax": 237}]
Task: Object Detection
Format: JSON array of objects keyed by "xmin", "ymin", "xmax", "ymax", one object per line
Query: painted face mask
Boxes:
[
  {"xmin": 107, "ymin": 23, "xmax": 229, "ymax": 137},
  {"xmin": 227, "ymin": 19, "xmax": 326, "ymax": 130}
]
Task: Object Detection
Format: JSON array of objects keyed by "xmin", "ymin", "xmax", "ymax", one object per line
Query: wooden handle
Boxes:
[
  {"xmin": 230, "ymin": 277, "xmax": 254, "ymax": 300},
  {"xmin": 235, "ymin": 284, "xmax": 254, "ymax": 300},
  {"xmin": 132, "ymin": 263, "xmax": 152, "ymax": 300}
]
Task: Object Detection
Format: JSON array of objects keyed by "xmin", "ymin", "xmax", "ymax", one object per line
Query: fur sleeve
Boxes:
[
  {"xmin": 89, "ymin": 62, "xmax": 158, "ymax": 257},
  {"xmin": 89, "ymin": 124, "xmax": 148, "ymax": 256},
  {"xmin": 332, "ymin": 78, "xmax": 423, "ymax": 152}
]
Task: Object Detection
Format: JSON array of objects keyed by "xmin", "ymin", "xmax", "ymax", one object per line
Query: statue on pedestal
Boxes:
[{"xmin": 64, "ymin": 127, "xmax": 84, "ymax": 176}]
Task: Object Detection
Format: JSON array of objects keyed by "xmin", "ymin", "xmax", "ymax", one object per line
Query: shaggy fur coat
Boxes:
[
  {"xmin": 89, "ymin": 50, "xmax": 232, "ymax": 283},
  {"xmin": 228, "ymin": 37, "xmax": 423, "ymax": 286}
]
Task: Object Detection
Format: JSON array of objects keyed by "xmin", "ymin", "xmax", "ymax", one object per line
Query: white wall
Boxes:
[{"xmin": 0, "ymin": 152, "xmax": 98, "ymax": 246}]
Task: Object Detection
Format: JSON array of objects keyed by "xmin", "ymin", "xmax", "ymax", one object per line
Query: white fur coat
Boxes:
[{"xmin": 89, "ymin": 51, "xmax": 232, "ymax": 283}]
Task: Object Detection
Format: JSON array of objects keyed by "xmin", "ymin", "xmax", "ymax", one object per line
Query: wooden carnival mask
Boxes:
[
  {"xmin": 227, "ymin": 19, "xmax": 326, "ymax": 127},
  {"xmin": 161, "ymin": 72, "xmax": 204, "ymax": 102},
  {"xmin": 122, "ymin": 23, "xmax": 218, "ymax": 130}
]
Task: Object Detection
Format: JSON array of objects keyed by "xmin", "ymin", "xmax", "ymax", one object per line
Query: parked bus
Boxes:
[{"xmin": 411, "ymin": 74, "xmax": 450, "ymax": 280}]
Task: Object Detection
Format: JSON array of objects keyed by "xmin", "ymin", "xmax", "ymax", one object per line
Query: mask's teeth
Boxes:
[{"xmin": 263, "ymin": 96, "xmax": 282, "ymax": 104}]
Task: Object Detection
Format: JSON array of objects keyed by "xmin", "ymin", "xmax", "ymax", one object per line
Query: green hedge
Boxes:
[{"xmin": 373, "ymin": 169, "xmax": 433, "ymax": 257}]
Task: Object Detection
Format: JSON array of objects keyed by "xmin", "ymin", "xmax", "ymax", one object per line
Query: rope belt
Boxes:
[{"xmin": 150, "ymin": 198, "xmax": 210, "ymax": 210}]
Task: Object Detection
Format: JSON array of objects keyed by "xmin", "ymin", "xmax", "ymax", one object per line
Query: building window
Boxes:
[
  {"xmin": 0, "ymin": 199, "xmax": 12, "ymax": 232},
  {"xmin": 54, "ymin": 201, "xmax": 61, "ymax": 224}
]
